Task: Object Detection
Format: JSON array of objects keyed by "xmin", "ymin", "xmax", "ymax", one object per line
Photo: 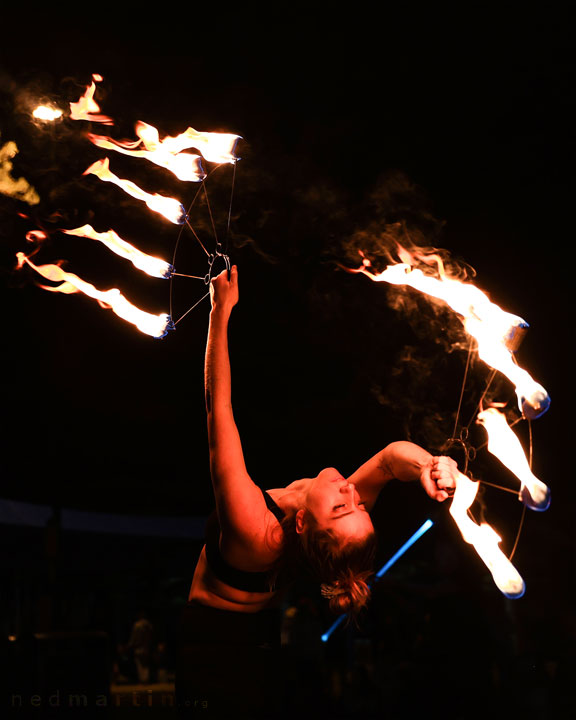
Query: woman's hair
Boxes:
[{"xmin": 274, "ymin": 509, "xmax": 377, "ymax": 618}]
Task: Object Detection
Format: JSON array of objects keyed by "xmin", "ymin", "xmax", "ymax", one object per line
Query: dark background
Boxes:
[{"xmin": 0, "ymin": 9, "xmax": 573, "ymax": 718}]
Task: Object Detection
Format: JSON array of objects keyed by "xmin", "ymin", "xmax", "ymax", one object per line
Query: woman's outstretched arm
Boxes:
[
  {"xmin": 205, "ymin": 266, "xmax": 271, "ymax": 547},
  {"xmin": 348, "ymin": 441, "xmax": 458, "ymax": 511},
  {"xmin": 205, "ymin": 265, "xmax": 244, "ymax": 482}
]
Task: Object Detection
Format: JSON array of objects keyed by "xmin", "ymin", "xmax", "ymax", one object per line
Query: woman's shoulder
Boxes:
[{"xmin": 220, "ymin": 502, "xmax": 285, "ymax": 569}]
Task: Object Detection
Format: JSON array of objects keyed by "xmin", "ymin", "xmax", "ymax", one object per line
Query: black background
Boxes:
[{"xmin": 1, "ymin": 8, "xmax": 574, "ymax": 717}]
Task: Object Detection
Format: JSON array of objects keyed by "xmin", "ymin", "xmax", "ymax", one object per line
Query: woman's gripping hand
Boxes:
[
  {"xmin": 210, "ymin": 265, "xmax": 239, "ymax": 314},
  {"xmin": 420, "ymin": 455, "xmax": 459, "ymax": 502}
]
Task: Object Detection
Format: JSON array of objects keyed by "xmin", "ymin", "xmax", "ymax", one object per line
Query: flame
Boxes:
[
  {"xmin": 33, "ymin": 106, "xmax": 63, "ymax": 122},
  {"xmin": 26, "ymin": 229, "xmax": 48, "ymax": 243},
  {"xmin": 87, "ymin": 122, "xmax": 240, "ymax": 181},
  {"xmin": 69, "ymin": 75, "xmax": 113, "ymax": 125},
  {"xmin": 16, "ymin": 252, "xmax": 170, "ymax": 338},
  {"xmin": 159, "ymin": 126, "xmax": 241, "ymax": 164},
  {"xmin": 477, "ymin": 408, "xmax": 551, "ymax": 511},
  {"xmin": 63, "ymin": 224, "xmax": 173, "ymax": 279},
  {"xmin": 449, "ymin": 472, "xmax": 525, "ymax": 598},
  {"xmin": 88, "ymin": 122, "xmax": 206, "ymax": 182},
  {"xmin": 354, "ymin": 251, "xmax": 550, "ymax": 419},
  {"xmin": 83, "ymin": 157, "xmax": 186, "ymax": 224},
  {"xmin": 119, "ymin": 123, "xmax": 240, "ymax": 164}
]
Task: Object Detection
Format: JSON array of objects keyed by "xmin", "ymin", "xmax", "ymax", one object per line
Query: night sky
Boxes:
[{"xmin": 1, "ymin": 9, "xmax": 573, "ymax": 670}]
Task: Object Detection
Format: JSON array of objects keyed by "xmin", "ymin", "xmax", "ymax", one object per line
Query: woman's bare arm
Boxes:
[
  {"xmin": 348, "ymin": 441, "xmax": 458, "ymax": 511},
  {"xmin": 205, "ymin": 267, "xmax": 271, "ymax": 550}
]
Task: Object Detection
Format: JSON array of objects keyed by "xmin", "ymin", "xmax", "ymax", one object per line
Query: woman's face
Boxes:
[{"xmin": 299, "ymin": 467, "xmax": 374, "ymax": 543}]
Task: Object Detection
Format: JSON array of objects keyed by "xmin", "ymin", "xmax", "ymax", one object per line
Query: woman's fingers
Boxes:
[
  {"xmin": 420, "ymin": 461, "xmax": 449, "ymax": 502},
  {"xmin": 210, "ymin": 266, "xmax": 239, "ymax": 309},
  {"xmin": 431, "ymin": 456, "xmax": 458, "ymax": 494}
]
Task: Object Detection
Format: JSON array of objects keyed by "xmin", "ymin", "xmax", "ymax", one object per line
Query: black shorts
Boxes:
[{"xmin": 174, "ymin": 601, "xmax": 284, "ymax": 719}]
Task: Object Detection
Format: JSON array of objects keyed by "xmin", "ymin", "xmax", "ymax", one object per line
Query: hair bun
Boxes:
[{"xmin": 321, "ymin": 573, "xmax": 371, "ymax": 616}]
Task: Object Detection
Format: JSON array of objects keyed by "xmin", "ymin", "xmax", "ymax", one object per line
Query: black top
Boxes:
[{"xmin": 204, "ymin": 488, "xmax": 286, "ymax": 593}]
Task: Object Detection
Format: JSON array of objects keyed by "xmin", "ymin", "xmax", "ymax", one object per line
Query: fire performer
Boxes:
[{"xmin": 175, "ymin": 266, "xmax": 458, "ymax": 718}]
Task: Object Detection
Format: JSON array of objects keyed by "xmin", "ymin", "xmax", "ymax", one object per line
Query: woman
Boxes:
[{"xmin": 175, "ymin": 266, "xmax": 458, "ymax": 718}]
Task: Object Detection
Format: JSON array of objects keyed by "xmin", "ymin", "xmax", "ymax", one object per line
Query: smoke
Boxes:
[
  {"xmin": 210, "ymin": 134, "xmax": 352, "ymax": 273},
  {"xmin": 342, "ymin": 170, "xmax": 474, "ymax": 277},
  {"xmin": 341, "ymin": 170, "xmax": 475, "ymax": 353},
  {"xmin": 0, "ymin": 136, "xmax": 40, "ymax": 205},
  {"xmin": 335, "ymin": 171, "xmax": 485, "ymax": 448},
  {"xmin": 231, "ymin": 165, "xmax": 480, "ymax": 452}
]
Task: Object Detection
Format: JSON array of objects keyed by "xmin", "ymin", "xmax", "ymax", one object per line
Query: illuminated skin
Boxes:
[
  {"xmin": 287, "ymin": 454, "xmax": 458, "ymax": 544},
  {"xmin": 295, "ymin": 468, "xmax": 374, "ymax": 542},
  {"xmin": 189, "ymin": 267, "xmax": 458, "ymax": 612}
]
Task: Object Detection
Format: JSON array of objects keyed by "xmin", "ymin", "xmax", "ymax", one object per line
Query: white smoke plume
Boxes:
[{"xmin": 0, "ymin": 135, "xmax": 40, "ymax": 205}]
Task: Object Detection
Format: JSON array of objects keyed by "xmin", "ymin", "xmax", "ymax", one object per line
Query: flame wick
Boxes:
[
  {"xmin": 449, "ymin": 472, "xmax": 525, "ymax": 598},
  {"xmin": 83, "ymin": 158, "xmax": 186, "ymax": 225},
  {"xmin": 87, "ymin": 122, "xmax": 241, "ymax": 181},
  {"xmin": 477, "ymin": 407, "xmax": 551, "ymax": 511},
  {"xmin": 354, "ymin": 253, "xmax": 550, "ymax": 419},
  {"xmin": 16, "ymin": 252, "xmax": 171, "ymax": 338},
  {"xmin": 88, "ymin": 131, "xmax": 206, "ymax": 182},
  {"xmin": 63, "ymin": 224, "xmax": 173, "ymax": 279}
]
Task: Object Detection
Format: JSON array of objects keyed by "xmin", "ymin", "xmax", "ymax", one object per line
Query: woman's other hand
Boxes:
[
  {"xmin": 210, "ymin": 265, "xmax": 238, "ymax": 314},
  {"xmin": 420, "ymin": 455, "xmax": 458, "ymax": 502}
]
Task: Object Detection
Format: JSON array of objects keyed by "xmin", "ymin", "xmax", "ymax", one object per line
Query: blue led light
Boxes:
[
  {"xmin": 375, "ymin": 518, "xmax": 434, "ymax": 579},
  {"xmin": 321, "ymin": 518, "xmax": 434, "ymax": 642}
]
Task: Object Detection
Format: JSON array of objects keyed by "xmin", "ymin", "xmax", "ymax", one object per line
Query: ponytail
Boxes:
[
  {"xmin": 275, "ymin": 510, "xmax": 377, "ymax": 618},
  {"xmin": 320, "ymin": 572, "xmax": 373, "ymax": 616}
]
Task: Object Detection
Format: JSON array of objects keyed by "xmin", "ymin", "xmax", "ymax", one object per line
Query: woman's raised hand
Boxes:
[
  {"xmin": 420, "ymin": 455, "xmax": 459, "ymax": 502},
  {"xmin": 210, "ymin": 265, "xmax": 239, "ymax": 314}
]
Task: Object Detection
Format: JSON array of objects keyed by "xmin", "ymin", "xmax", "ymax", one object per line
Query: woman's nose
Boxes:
[{"xmin": 339, "ymin": 481, "xmax": 353, "ymax": 493}]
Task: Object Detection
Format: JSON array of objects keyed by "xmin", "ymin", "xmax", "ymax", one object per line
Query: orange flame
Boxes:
[
  {"xmin": 69, "ymin": 74, "xmax": 113, "ymax": 125},
  {"xmin": 88, "ymin": 122, "xmax": 207, "ymax": 182},
  {"xmin": 449, "ymin": 472, "xmax": 525, "ymax": 598},
  {"xmin": 353, "ymin": 251, "xmax": 550, "ymax": 419},
  {"xmin": 33, "ymin": 106, "xmax": 63, "ymax": 122},
  {"xmin": 16, "ymin": 252, "xmax": 170, "ymax": 338},
  {"xmin": 158, "ymin": 125, "xmax": 241, "ymax": 164},
  {"xmin": 25, "ymin": 230, "xmax": 48, "ymax": 243},
  {"xmin": 63, "ymin": 224, "xmax": 173, "ymax": 279},
  {"xmin": 83, "ymin": 158, "xmax": 186, "ymax": 224},
  {"xmin": 477, "ymin": 408, "xmax": 550, "ymax": 511}
]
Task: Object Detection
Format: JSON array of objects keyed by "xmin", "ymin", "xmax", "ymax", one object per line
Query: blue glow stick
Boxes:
[
  {"xmin": 374, "ymin": 518, "xmax": 434, "ymax": 579},
  {"xmin": 321, "ymin": 518, "xmax": 434, "ymax": 642}
]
